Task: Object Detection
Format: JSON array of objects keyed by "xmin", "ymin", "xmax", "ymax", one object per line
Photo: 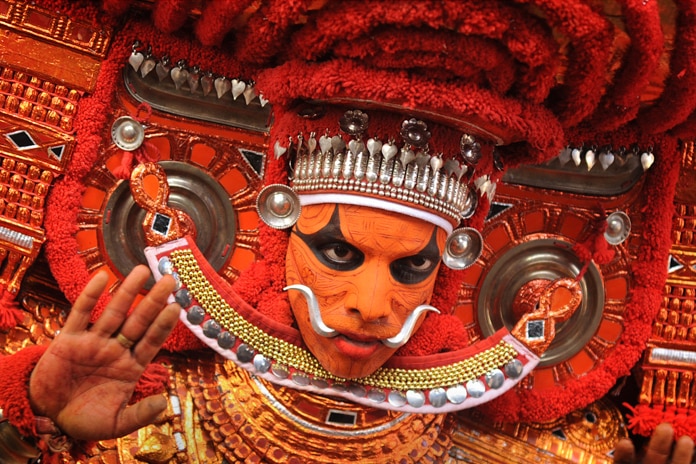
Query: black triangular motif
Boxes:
[
  {"xmin": 486, "ymin": 202, "xmax": 513, "ymax": 221},
  {"xmin": 240, "ymin": 148, "xmax": 265, "ymax": 178},
  {"xmin": 48, "ymin": 145, "xmax": 65, "ymax": 160},
  {"xmin": 668, "ymin": 255, "xmax": 684, "ymax": 274},
  {"xmin": 551, "ymin": 428, "xmax": 567, "ymax": 440}
]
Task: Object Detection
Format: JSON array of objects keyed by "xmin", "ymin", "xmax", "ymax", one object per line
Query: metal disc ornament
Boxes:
[
  {"xmin": 460, "ymin": 191, "xmax": 478, "ymax": 219},
  {"xmin": 257, "ymin": 184, "xmax": 301, "ymax": 229},
  {"xmin": 442, "ymin": 227, "xmax": 483, "ymax": 270},
  {"xmin": 111, "ymin": 115, "xmax": 145, "ymax": 151},
  {"xmin": 604, "ymin": 211, "xmax": 631, "ymax": 245}
]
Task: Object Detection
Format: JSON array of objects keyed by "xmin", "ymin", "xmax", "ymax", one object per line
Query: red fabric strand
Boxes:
[
  {"xmin": 0, "ymin": 286, "xmax": 22, "ymax": 330},
  {"xmin": 152, "ymin": 0, "xmax": 192, "ymax": 34},
  {"xmin": 194, "ymin": 0, "xmax": 253, "ymax": 47},
  {"xmin": 520, "ymin": 0, "xmax": 614, "ymax": 128},
  {"xmin": 256, "ymin": 59, "xmax": 564, "ymax": 167},
  {"xmin": 587, "ymin": 0, "xmax": 663, "ymax": 131},
  {"xmin": 637, "ymin": 0, "xmax": 696, "ymax": 134}
]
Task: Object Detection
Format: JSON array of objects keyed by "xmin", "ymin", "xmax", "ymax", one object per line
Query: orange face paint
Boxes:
[{"xmin": 285, "ymin": 203, "xmax": 446, "ymax": 379}]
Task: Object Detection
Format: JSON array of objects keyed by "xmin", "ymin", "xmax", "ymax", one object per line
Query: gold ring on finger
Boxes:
[{"xmin": 115, "ymin": 332, "xmax": 136, "ymax": 349}]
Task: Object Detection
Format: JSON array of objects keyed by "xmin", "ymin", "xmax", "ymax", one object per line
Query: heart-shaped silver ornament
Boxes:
[
  {"xmin": 231, "ymin": 79, "xmax": 246, "ymax": 100},
  {"xmin": 201, "ymin": 73, "xmax": 214, "ymax": 96},
  {"xmin": 381, "ymin": 142, "xmax": 398, "ymax": 161},
  {"xmin": 641, "ymin": 152, "xmax": 655, "ymax": 170},
  {"xmin": 214, "ymin": 77, "xmax": 231, "ymax": 99},
  {"xmin": 366, "ymin": 138, "xmax": 382, "ymax": 156},
  {"xmin": 599, "ymin": 151, "xmax": 615, "ymax": 170},
  {"xmin": 128, "ymin": 51, "xmax": 144, "ymax": 72},
  {"xmin": 430, "ymin": 155, "xmax": 444, "ymax": 172},
  {"xmin": 155, "ymin": 61, "xmax": 171, "ymax": 82},
  {"xmin": 307, "ymin": 135, "xmax": 317, "ymax": 154},
  {"xmin": 274, "ymin": 141, "xmax": 287, "ymax": 159},
  {"xmin": 243, "ymin": 86, "xmax": 257, "ymax": 105},
  {"xmin": 399, "ymin": 147, "xmax": 416, "ymax": 166},
  {"xmin": 585, "ymin": 149, "xmax": 596, "ymax": 171},
  {"xmin": 319, "ymin": 135, "xmax": 332, "ymax": 154},
  {"xmin": 170, "ymin": 67, "xmax": 189, "ymax": 90}
]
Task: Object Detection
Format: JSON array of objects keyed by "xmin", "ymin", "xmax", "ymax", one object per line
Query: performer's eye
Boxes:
[
  {"xmin": 317, "ymin": 242, "xmax": 364, "ymax": 270},
  {"xmin": 391, "ymin": 254, "xmax": 439, "ymax": 284}
]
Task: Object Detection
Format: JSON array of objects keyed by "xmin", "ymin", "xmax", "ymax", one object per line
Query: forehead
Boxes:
[{"xmin": 297, "ymin": 203, "xmax": 442, "ymax": 252}]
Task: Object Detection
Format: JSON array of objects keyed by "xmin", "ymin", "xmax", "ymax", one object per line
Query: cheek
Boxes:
[
  {"xmin": 389, "ymin": 273, "xmax": 439, "ymax": 310},
  {"xmin": 285, "ymin": 237, "xmax": 318, "ymax": 287}
]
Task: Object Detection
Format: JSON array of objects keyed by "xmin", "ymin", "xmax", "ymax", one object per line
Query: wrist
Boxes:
[
  {"xmin": 27, "ymin": 368, "xmax": 73, "ymax": 453},
  {"xmin": 0, "ymin": 407, "xmax": 41, "ymax": 463},
  {"xmin": 34, "ymin": 414, "xmax": 73, "ymax": 453}
]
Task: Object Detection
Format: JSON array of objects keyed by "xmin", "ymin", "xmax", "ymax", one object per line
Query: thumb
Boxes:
[
  {"xmin": 612, "ymin": 438, "xmax": 636, "ymax": 464},
  {"xmin": 117, "ymin": 394, "xmax": 168, "ymax": 437}
]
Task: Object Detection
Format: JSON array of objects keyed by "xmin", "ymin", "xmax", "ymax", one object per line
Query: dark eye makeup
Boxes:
[{"xmin": 293, "ymin": 205, "xmax": 442, "ymax": 282}]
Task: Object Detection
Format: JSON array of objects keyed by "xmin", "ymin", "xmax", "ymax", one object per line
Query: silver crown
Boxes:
[{"xmin": 283, "ymin": 110, "xmax": 477, "ymax": 225}]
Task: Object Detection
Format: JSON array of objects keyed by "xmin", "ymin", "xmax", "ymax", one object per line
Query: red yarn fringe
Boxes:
[
  {"xmin": 152, "ymin": 0, "xmax": 191, "ymax": 34},
  {"xmin": 130, "ymin": 363, "xmax": 170, "ymax": 403},
  {"xmin": 194, "ymin": 0, "xmax": 253, "ymax": 47},
  {"xmin": 0, "ymin": 345, "xmax": 47, "ymax": 437},
  {"xmin": 112, "ymin": 140, "xmax": 160, "ymax": 180},
  {"xmin": 0, "ymin": 286, "xmax": 22, "ymax": 330},
  {"xmin": 625, "ymin": 403, "xmax": 696, "ymax": 440}
]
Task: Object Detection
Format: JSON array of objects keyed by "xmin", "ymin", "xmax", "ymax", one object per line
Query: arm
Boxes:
[{"xmin": 0, "ymin": 265, "xmax": 180, "ymax": 458}]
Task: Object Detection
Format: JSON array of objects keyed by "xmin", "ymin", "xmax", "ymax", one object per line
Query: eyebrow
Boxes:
[
  {"xmin": 292, "ymin": 205, "xmax": 344, "ymax": 244},
  {"xmin": 420, "ymin": 227, "xmax": 443, "ymax": 261},
  {"xmin": 294, "ymin": 205, "xmax": 441, "ymax": 259}
]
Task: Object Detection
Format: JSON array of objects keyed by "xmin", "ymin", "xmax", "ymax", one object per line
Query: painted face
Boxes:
[{"xmin": 285, "ymin": 203, "xmax": 447, "ymax": 379}]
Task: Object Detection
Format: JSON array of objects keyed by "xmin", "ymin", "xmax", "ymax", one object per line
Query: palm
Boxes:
[{"xmin": 29, "ymin": 266, "xmax": 179, "ymax": 441}]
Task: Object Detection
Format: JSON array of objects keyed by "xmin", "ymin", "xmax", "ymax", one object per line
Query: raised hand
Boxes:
[
  {"xmin": 28, "ymin": 265, "xmax": 180, "ymax": 441},
  {"xmin": 614, "ymin": 423, "xmax": 695, "ymax": 464}
]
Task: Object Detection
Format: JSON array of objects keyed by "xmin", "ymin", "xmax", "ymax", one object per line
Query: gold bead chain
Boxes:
[{"xmin": 170, "ymin": 249, "xmax": 520, "ymax": 390}]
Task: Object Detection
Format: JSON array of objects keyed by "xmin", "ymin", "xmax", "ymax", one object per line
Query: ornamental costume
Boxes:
[{"xmin": 0, "ymin": 0, "xmax": 693, "ymax": 462}]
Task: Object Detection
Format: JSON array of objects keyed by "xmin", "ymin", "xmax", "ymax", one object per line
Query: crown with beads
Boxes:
[{"xmin": 261, "ymin": 109, "xmax": 488, "ymax": 235}]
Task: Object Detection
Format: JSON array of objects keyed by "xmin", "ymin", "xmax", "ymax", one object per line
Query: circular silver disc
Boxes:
[
  {"xmin": 604, "ymin": 211, "xmax": 631, "ymax": 245},
  {"xmin": 388, "ymin": 391, "xmax": 408, "ymax": 407},
  {"xmin": 485, "ymin": 369, "xmax": 505, "ymax": 389},
  {"xmin": 256, "ymin": 184, "xmax": 301, "ymax": 229},
  {"xmin": 466, "ymin": 379, "xmax": 486, "ymax": 398},
  {"xmin": 446, "ymin": 385, "xmax": 467, "ymax": 404},
  {"xmin": 111, "ymin": 116, "xmax": 145, "ymax": 151},
  {"xmin": 477, "ymin": 238, "xmax": 605, "ymax": 367},
  {"xmin": 102, "ymin": 161, "xmax": 236, "ymax": 289},
  {"xmin": 443, "ymin": 227, "xmax": 483, "ymax": 270},
  {"xmin": 367, "ymin": 389, "xmax": 387, "ymax": 403},
  {"xmin": 428, "ymin": 388, "xmax": 448, "ymax": 408},
  {"xmin": 406, "ymin": 390, "xmax": 426, "ymax": 408}
]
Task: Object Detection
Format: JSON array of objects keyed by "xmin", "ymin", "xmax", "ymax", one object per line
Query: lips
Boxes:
[{"xmin": 333, "ymin": 334, "xmax": 381, "ymax": 359}]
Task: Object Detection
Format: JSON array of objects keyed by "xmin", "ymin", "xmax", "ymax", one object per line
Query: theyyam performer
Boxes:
[{"xmin": 0, "ymin": 0, "xmax": 694, "ymax": 463}]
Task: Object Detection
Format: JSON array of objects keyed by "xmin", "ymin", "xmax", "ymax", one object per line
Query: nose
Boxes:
[{"xmin": 343, "ymin": 259, "xmax": 392, "ymax": 322}]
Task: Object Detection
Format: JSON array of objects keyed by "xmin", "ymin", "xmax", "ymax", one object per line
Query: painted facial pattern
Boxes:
[{"xmin": 285, "ymin": 203, "xmax": 446, "ymax": 379}]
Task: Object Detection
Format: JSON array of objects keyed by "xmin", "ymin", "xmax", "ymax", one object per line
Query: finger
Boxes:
[
  {"xmin": 62, "ymin": 271, "xmax": 109, "ymax": 334},
  {"xmin": 643, "ymin": 423, "xmax": 675, "ymax": 464},
  {"xmin": 133, "ymin": 302, "xmax": 181, "ymax": 365},
  {"xmin": 671, "ymin": 435, "xmax": 695, "ymax": 464},
  {"xmin": 117, "ymin": 273, "xmax": 178, "ymax": 343},
  {"xmin": 612, "ymin": 438, "xmax": 636, "ymax": 464},
  {"xmin": 115, "ymin": 394, "xmax": 168, "ymax": 437},
  {"xmin": 91, "ymin": 265, "xmax": 151, "ymax": 337}
]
